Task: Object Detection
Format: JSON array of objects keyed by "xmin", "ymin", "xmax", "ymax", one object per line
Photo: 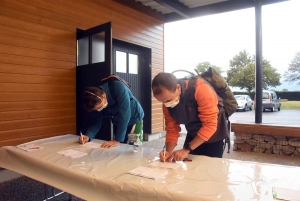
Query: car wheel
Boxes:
[
  {"xmin": 271, "ymin": 106, "xmax": 274, "ymax": 112},
  {"xmin": 249, "ymin": 105, "xmax": 252, "ymax": 110},
  {"xmin": 278, "ymin": 106, "xmax": 280, "ymax": 111},
  {"xmin": 243, "ymin": 104, "xmax": 247, "ymax": 111},
  {"xmin": 263, "ymin": 109, "xmax": 265, "ymax": 112}
]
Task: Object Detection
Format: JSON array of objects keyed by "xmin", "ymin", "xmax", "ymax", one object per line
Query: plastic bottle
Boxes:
[{"xmin": 133, "ymin": 134, "xmax": 143, "ymax": 152}]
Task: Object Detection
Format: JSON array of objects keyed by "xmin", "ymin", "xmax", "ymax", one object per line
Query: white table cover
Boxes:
[{"xmin": 1, "ymin": 134, "xmax": 300, "ymax": 201}]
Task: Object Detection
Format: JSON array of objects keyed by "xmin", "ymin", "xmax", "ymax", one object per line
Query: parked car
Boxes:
[
  {"xmin": 263, "ymin": 90, "xmax": 281, "ymax": 112},
  {"xmin": 254, "ymin": 90, "xmax": 281, "ymax": 112},
  {"xmin": 234, "ymin": 95, "xmax": 253, "ymax": 111}
]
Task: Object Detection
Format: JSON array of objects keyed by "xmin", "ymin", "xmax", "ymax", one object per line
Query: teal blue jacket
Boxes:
[{"xmin": 86, "ymin": 81, "xmax": 144, "ymax": 142}]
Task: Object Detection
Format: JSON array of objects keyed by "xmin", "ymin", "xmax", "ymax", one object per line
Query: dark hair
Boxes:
[
  {"xmin": 83, "ymin": 87, "xmax": 104, "ymax": 112},
  {"xmin": 151, "ymin": 73, "xmax": 178, "ymax": 95}
]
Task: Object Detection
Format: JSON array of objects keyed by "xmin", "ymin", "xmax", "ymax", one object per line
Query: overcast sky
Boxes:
[{"xmin": 164, "ymin": 0, "xmax": 300, "ymax": 91}]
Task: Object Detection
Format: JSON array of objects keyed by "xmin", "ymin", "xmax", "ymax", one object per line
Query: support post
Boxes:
[{"xmin": 255, "ymin": 0, "xmax": 263, "ymax": 123}]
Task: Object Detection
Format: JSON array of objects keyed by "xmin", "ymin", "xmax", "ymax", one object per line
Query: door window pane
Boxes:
[
  {"xmin": 116, "ymin": 51, "xmax": 127, "ymax": 73},
  {"xmin": 77, "ymin": 37, "xmax": 89, "ymax": 66},
  {"xmin": 92, "ymin": 32, "xmax": 105, "ymax": 63},
  {"xmin": 129, "ymin": 54, "xmax": 138, "ymax": 74}
]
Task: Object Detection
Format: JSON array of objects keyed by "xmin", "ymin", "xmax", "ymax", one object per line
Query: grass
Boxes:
[{"xmin": 280, "ymin": 101, "xmax": 300, "ymax": 110}]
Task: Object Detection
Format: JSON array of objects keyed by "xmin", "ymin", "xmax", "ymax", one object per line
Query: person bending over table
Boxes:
[
  {"xmin": 79, "ymin": 79, "xmax": 144, "ymax": 148},
  {"xmin": 151, "ymin": 73, "xmax": 228, "ymax": 161}
]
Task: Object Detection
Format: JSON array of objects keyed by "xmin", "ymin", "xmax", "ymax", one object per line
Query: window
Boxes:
[
  {"xmin": 116, "ymin": 51, "xmax": 139, "ymax": 74},
  {"xmin": 116, "ymin": 51, "xmax": 127, "ymax": 73},
  {"xmin": 129, "ymin": 54, "xmax": 138, "ymax": 74},
  {"xmin": 263, "ymin": 92, "xmax": 269, "ymax": 99},
  {"xmin": 92, "ymin": 32, "xmax": 105, "ymax": 63}
]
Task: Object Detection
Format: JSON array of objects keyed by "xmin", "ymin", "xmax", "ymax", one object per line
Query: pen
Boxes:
[
  {"xmin": 183, "ymin": 158, "xmax": 192, "ymax": 162},
  {"xmin": 80, "ymin": 131, "xmax": 84, "ymax": 145},
  {"xmin": 163, "ymin": 145, "xmax": 166, "ymax": 163}
]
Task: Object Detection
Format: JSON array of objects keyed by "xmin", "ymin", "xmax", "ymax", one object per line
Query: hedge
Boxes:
[{"xmin": 233, "ymin": 91, "xmax": 300, "ymax": 101}]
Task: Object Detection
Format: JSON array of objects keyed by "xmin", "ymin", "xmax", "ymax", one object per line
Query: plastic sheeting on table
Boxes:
[{"xmin": 1, "ymin": 134, "xmax": 300, "ymax": 201}]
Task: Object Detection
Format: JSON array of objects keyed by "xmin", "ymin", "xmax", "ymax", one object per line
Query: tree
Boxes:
[
  {"xmin": 227, "ymin": 50, "xmax": 281, "ymax": 94},
  {"xmin": 196, "ymin": 62, "xmax": 223, "ymax": 74},
  {"xmin": 284, "ymin": 51, "xmax": 300, "ymax": 85},
  {"xmin": 282, "ymin": 88, "xmax": 288, "ymax": 92}
]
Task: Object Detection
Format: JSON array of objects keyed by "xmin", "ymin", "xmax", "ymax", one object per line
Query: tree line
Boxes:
[{"xmin": 195, "ymin": 50, "xmax": 300, "ymax": 93}]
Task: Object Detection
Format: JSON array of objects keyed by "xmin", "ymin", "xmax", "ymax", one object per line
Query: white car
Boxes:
[{"xmin": 234, "ymin": 95, "xmax": 253, "ymax": 111}]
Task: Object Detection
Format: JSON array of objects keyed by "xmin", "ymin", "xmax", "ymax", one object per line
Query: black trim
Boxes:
[
  {"xmin": 153, "ymin": 0, "xmax": 190, "ymax": 18},
  {"xmin": 164, "ymin": 0, "xmax": 288, "ymax": 23}
]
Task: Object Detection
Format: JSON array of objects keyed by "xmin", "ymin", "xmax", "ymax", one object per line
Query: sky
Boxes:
[{"xmin": 164, "ymin": 0, "xmax": 300, "ymax": 91}]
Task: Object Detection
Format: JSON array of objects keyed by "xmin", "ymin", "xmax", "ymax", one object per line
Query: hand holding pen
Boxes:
[
  {"xmin": 80, "ymin": 132, "xmax": 84, "ymax": 144},
  {"xmin": 163, "ymin": 145, "xmax": 166, "ymax": 163},
  {"xmin": 160, "ymin": 145, "xmax": 171, "ymax": 162},
  {"xmin": 79, "ymin": 132, "xmax": 89, "ymax": 144}
]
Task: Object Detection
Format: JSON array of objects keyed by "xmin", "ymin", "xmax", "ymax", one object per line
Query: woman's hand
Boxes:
[
  {"xmin": 101, "ymin": 140, "xmax": 120, "ymax": 148},
  {"xmin": 79, "ymin": 135, "xmax": 89, "ymax": 144}
]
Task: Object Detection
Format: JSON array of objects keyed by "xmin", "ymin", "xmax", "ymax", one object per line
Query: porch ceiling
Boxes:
[{"xmin": 114, "ymin": 0, "xmax": 288, "ymax": 22}]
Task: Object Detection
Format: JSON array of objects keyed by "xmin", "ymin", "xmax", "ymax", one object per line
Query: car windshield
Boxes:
[
  {"xmin": 263, "ymin": 92, "xmax": 269, "ymax": 99},
  {"xmin": 235, "ymin": 96, "xmax": 245, "ymax": 100}
]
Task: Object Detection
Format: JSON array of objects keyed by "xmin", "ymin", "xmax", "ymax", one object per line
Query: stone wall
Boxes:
[{"xmin": 233, "ymin": 133, "xmax": 300, "ymax": 157}]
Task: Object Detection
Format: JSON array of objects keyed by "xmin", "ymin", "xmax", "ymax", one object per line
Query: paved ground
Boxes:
[
  {"xmin": 230, "ymin": 109, "xmax": 300, "ymax": 125},
  {"xmin": 180, "ymin": 109, "xmax": 300, "ymax": 139}
]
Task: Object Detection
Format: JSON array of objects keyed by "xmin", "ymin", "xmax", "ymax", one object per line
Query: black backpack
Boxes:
[
  {"xmin": 173, "ymin": 67, "xmax": 237, "ymax": 117},
  {"xmin": 172, "ymin": 67, "xmax": 236, "ymax": 153}
]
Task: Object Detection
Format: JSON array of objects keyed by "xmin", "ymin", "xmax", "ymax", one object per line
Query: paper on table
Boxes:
[
  {"xmin": 127, "ymin": 166, "xmax": 168, "ymax": 180},
  {"xmin": 17, "ymin": 144, "xmax": 43, "ymax": 152},
  {"xmin": 83, "ymin": 142, "xmax": 102, "ymax": 149},
  {"xmin": 57, "ymin": 149, "xmax": 87, "ymax": 159},
  {"xmin": 273, "ymin": 187, "xmax": 300, "ymax": 201},
  {"xmin": 149, "ymin": 161, "xmax": 182, "ymax": 169}
]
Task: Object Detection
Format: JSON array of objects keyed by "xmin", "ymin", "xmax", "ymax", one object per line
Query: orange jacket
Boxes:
[{"xmin": 163, "ymin": 79, "xmax": 219, "ymax": 145}]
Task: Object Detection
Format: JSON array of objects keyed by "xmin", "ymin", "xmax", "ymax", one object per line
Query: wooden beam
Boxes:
[
  {"xmin": 231, "ymin": 123, "xmax": 300, "ymax": 137},
  {"xmin": 113, "ymin": 0, "xmax": 164, "ymax": 21},
  {"xmin": 153, "ymin": 0, "xmax": 190, "ymax": 18}
]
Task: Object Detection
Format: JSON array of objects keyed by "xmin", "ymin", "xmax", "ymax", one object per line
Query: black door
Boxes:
[
  {"xmin": 76, "ymin": 22, "xmax": 112, "ymax": 141},
  {"xmin": 112, "ymin": 39, "xmax": 152, "ymax": 134}
]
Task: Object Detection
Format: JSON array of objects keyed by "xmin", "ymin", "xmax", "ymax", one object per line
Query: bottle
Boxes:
[{"xmin": 133, "ymin": 134, "xmax": 143, "ymax": 152}]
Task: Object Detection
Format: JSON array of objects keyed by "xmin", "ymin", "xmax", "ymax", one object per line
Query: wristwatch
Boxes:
[{"xmin": 183, "ymin": 143, "xmax": 193, "ymax": 152}]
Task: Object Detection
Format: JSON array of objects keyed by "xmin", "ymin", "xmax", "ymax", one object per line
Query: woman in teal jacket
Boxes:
[{"xmin": 79, "ymin": 80, "xmax": 144, "ymax": 148}]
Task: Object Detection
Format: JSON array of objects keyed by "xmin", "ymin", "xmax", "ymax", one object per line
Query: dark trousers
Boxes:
[
  {"xmin": 113, "ymin": 124, "xmax": 133, "ymax": 144},
  {"xmin": 184, "ymin": 134, "xmax": 224, "ymax": 158}
]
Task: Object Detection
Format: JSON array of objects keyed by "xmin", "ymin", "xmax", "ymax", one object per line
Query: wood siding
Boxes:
[{"xmin": 0, "ymin": 0, "xmax": 164, "ymax": 146}]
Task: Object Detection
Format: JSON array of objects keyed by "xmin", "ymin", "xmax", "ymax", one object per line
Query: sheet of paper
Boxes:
[
  {"xmin": 149, "ymin": 161, "xmax": 182, "ymax": 169},
  {"xmin": 57, "ymin": 149, "xmax": 87, "ymax": 159},
  {"xmin": 82, "ymin": 142, "xmax": 102, "ymax": 149},
  {"xmin": 127, "ymin": 166, "xmax": 168, "ymax": 180},
  {"xmin": 17, "ymin": 144, "xmax": 43, "ymax": 152},
  {"xmin": 273, "ymin": 187, "xmax": 300, "ymax": 201}
]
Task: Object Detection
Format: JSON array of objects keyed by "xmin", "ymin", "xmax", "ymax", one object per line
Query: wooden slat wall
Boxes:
[{"xmin": 0, "ymin": 0, "xmax": 164, "ymax": 146}]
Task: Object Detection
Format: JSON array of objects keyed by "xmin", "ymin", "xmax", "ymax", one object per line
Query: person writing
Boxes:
[
  {"xmin": 151, "ymin": 73, "xmax": 228, "ymax": 161},
  {"xmin": 79, "ymin": 77, "xmax": 144, "ymax": 148}
]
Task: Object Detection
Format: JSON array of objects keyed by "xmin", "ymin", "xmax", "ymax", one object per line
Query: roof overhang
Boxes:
[{"xmin": 113, "ymin": 0, "xmax": 288, "ymax": 22}]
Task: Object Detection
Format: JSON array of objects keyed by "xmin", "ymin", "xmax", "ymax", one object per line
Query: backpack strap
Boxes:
[
  {"xmin": 101, "ymin": 75, "xmax": 131, "ymax": 89},
  {"xmin": 106, "ymin": 79, "xmax": 117, "ymax": 102},
  {"xmin": 101, "ymin": 75, "xmax": 133, "ymax": 106}
]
